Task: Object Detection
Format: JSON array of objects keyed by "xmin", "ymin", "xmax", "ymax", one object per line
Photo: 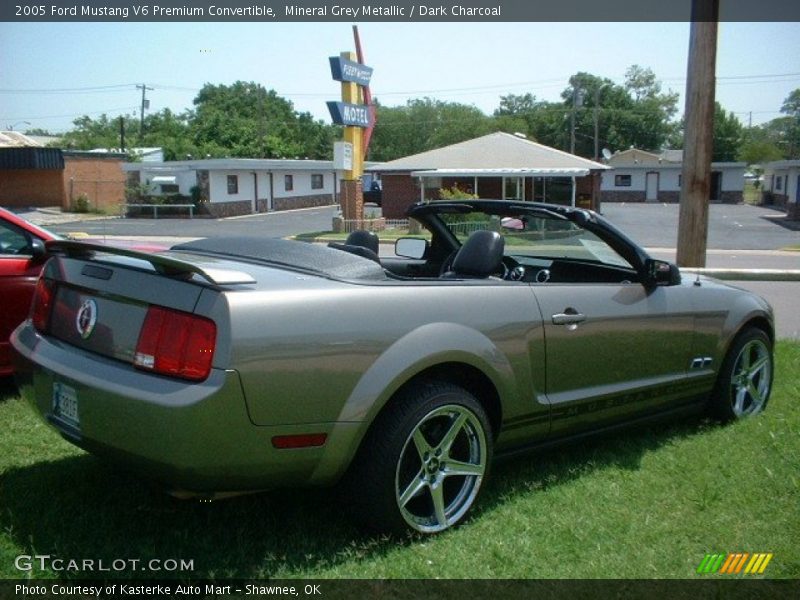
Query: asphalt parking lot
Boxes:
[{"xmin": 600, "ymin": 202, "xmax": 799, "ymax": 251}]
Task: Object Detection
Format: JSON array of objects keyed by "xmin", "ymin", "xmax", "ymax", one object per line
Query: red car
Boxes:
[
  {"xmin": 0, "ymin": 207, "xmax": 57, "ymax": 377},
  {"xmin": 0, "ymin": 208, "xmax": 167, "ymax": 376}
]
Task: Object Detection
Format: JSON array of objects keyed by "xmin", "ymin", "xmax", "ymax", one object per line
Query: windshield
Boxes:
[{"xmin": 439, "ymin": 210, "xmax": 633, "ymax": 269}]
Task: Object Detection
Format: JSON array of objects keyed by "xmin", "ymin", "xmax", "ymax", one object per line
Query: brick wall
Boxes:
[
  {"xmin": 762, "ymin": 192, "xmax": 787, "ymax": 208},
  {"xmin": 273, "ymin": 193, "xmax": 337, "ymax": 212},
  {"xmin": 199, "ymin": 193, "xmax": 337, "ymax": 218},
  {"xmin": 0, "ymin": 169, "xmax": 64, "ymax": 207},
  {"xmin": 201, "ymin": 200, "xmax": 252, "ymax": 218},
  {"xmin": 719, "ymin": 191, "xmax": 743, "ymax": 204},
  {"xmin": 603, "ymin": 189, "xmax": 742, "ymax": 204},
  {"xmin": 63, "ymin": 155, "xmax": 126, "ymax": 212},
  {"xmin": 382, "ymin": 173, "xmax": 420, "ymax": 219}
]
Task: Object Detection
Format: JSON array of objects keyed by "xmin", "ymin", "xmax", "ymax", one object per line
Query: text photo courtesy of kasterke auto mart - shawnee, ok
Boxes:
[{"xmin": 0, "ymin": 1, "xmax": 799, "ymax": 596}]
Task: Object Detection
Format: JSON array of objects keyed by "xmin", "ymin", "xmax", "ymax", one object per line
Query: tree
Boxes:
[
  {"xmin": 781, "ymin": 88, "xmax": 800, "ymax": 116},
  {"xmin": 737, "ymin": 126, "xmax": 783, "ymax": 165},
  {"xmin": 369, "ymin": 98, "xmax": 493, "ymax": 161},
  {"xmin": 778, "ymin": 88, "xmax": 800, "ymax": 157},
  {"xmin": 712, "ymin": 102, "xmax": 744, "ymax": 162},
  {"xmin": 191, "ymin": 82, "xmax": 303, "ymax": 158},
  {"xmin": 495, "ymin": 67, "xmax": 680, "ymax": 157},
  {"xmin": 140, "ymin": 109, "xmax": 194, "ymax": 160},
  {"xmin": 735, "ymin": 89, "xmax": 800, "ymax": 163},
  {"xmin": 59, "ymin": 113, "xmax": 139, "ymax": 151}
]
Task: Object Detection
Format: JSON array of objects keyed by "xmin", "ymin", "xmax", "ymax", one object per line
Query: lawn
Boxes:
[{"xmin": 0, "ymin": 342, "xmax": 797, "ymax": 580}]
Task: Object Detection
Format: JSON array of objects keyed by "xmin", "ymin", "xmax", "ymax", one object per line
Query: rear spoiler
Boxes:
[{"xmin": 46, "ymin": 240, "xmax": 256, "ymax": 286}]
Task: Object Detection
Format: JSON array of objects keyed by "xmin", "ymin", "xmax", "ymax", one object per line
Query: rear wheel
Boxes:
[
  {"xmin": 711, "ymin": 327, "xmax": 773, "ymax": 421},
  {"xmin": 346, "ymin": 381, "xmax": 492, "ymax": 535}
]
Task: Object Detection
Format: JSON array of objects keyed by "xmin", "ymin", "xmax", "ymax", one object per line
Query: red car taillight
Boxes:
[
  {"xmin": 134, "ymin": 306, "xmax": 217, "ymax": 381},
  {"xmin": 31, "ymin": 277, "xmax": 56, "ymax": 333}
]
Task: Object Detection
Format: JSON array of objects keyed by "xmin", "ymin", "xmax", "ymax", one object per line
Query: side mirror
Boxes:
[
  {"xmin": 29, "ymin": 237, "xmax": 47, "ymax": 259},
  {"xmin": 395, "ymin": 237, "xmax": 428, "ymax": 260},
  {"xmin": 644, "ymin": 258, "xmax": 681, "ymax": 287}
]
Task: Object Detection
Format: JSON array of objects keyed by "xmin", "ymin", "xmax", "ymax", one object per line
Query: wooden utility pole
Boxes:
[
  {"xmin": 136, "ymin": 83, "xmax": 153, "ymax": 134},
  {"xmin": 676, "ymin": 0, "xmax": 719, "ymax": 267}
]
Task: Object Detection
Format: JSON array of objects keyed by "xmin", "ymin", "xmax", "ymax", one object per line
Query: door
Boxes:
[
  {"xmin": 532, "ymin": 282, "xmax": 695, "ymax": 437},
  {"xmin": 710, "ymin": 171, "xmax": 722, "ymax": 201},
  {"xmin": 0, "ymin": 220, "xmax": 47, "ymax": 374},
  {"xmin": 796, "ymin": 174, "xmax": 799, "ymax": 203},
  {"xmin": 645, "ymin": 172, "xmax": 659, "ymax": 202}
]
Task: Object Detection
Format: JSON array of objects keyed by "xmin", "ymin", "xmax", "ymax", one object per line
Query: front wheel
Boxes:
[
  {"xmin": 711, "ymin": 327, "xmax": 773, "ymax": 421},
  {"xmin": 345, "ymin": 381, "xmax": 492, "ymax": 535}
]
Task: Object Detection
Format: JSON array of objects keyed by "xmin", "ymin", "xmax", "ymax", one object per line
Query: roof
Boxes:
[
  {"xmin": 608, "ymin": 148, "xmax": 663, "ymax": 165},
  {"xmin": 411, "ymin": 167, "xmax": 592, "ymax": 177},
  {"xmin": 0, "ymin": 131, "xmax": 44, "ymax": 148},
  {"xmin": 608, "ymin": 147, "xmax": 745, "ymax": 169},
  {"xmin": 90, "ymin": 147, "xmax": 164, "ymax": 161},
  {"xmin": 0, "ymin": 147, "xmax": 64, "ymax": 170},
  {"xmin": 122, "ymin": 158, "xmax": 382, "ymax": 172},
  {"xmin": 762, "ymin": 160, "xmax": 800, "ymax": 169},
  {"xmin": 368, "ymin": 132, "xmax": 608, "ymax": 173}
]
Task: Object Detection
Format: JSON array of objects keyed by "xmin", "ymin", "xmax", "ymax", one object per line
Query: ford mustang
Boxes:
[{"xmin": 11, "ymin": 200, "xmax": 774, "ymax": 534}]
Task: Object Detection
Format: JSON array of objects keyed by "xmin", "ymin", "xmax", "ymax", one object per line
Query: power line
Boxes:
[
  {"xmin": 0, "ymin": 84, "xmax": 139, "ymax": 94},
  {"xmin": 2, "ymin": 71, "xmax": 799, "ymax": 98}
]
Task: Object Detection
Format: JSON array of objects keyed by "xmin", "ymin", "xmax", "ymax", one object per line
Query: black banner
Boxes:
[
  {"xmin": 2, "ymin": 579, "xmax": 800, "ymax": 600},
  {"xmin": 2, "ymin": 0, "xmax": 800, "ymax": 23}
]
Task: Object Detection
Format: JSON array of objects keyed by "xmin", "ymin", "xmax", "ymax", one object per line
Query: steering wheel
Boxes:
[{"xmin": 500, "ymin": 256, "xmax": 522, "ymax": 280}]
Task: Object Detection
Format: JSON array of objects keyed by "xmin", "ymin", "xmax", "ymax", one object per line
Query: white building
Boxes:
[
  {"xmin": 601, "ymin": 148, "xmax": 746, "ymax": 204},
  {"xmin": 123, "ymin": 158, "xmax": 368, "ymax": 217},
  {"xmin": 761, "ymin": 160, "xmax": 800, "ymax": 220}
]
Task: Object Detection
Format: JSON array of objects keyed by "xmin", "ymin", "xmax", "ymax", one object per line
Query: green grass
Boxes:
[
  {"xmin": 1, "ymin": 342, "xmax": 798, "ymax": 580},
  {"xmin": 743, "ymin": 181, "xmax": 762, "ymax": 206}
]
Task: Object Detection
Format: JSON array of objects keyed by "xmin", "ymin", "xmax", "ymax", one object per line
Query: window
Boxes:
[
  {"xmin": 160, "ymin": 184, "xmax": 179, "ymax": 194},
  {"xmin": 227, "ymin": 175, "xmax": 238, "ymax": 195},
  {"xmin": 776, "ymin": 176, "xmax": 783, "ymax": 191},
  {"xmin": 0, "ymin": 220, "xmax": 32, "ymax": 256},
  {"xmin": 285, "ymin": 175, "xmax": 294, "ymax": 191},
  {"xmin": 615, "ymin": 175, "xmax": 632, "ymax": 187},
  {"xmin": 678, "ymin": 175, "xmax": 682, "ymax": 188},
  {"xmin": 311, "ymin": 174, "xmax": 324, "ymax": 190}
]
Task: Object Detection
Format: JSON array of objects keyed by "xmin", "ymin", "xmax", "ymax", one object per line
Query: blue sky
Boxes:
[{"xmin": 2, "ymin": 21, "xmax": 799, "ymax": 136}]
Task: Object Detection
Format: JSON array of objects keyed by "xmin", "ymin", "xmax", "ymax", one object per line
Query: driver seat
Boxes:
[{"xmin": 441, "ymin": 230, "xmax": 505, "ymax": 279}]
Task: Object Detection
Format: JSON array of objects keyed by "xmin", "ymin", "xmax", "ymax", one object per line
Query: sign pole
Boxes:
[
  {"xmin": 328, "ymin": 42, "xmax": 374, "ymax": 226},
  {"xmin": 338, "ymin": 51, "xmax": 364, "ymax": 223}
]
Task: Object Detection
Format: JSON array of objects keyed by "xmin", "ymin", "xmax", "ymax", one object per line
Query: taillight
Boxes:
[
  {"xmin": 31, "ymin": 277, "xmax": 56, "ymax": 333},
  {"xmin": 134, "ymin": 306, "xmax": 216, "ymax": 381}
]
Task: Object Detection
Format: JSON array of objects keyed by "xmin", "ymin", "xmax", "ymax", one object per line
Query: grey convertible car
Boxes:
[{"xmin": 12, "ymin": 200, "xmax": 774, "ymax": 534}]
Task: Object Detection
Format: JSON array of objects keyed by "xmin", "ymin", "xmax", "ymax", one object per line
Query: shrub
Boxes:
[{"xmin": 71, "ymin": 194, "xmax": 90, "ymax": 213}]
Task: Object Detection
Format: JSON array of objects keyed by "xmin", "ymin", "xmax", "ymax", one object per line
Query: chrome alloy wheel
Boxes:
[
  {"xmin": 395, "ymin": 404, "xmax": 488, "ymax": 533},
  {"xmin": 729, "ymin": 338, "xmax": 772, "ymax": 417}
]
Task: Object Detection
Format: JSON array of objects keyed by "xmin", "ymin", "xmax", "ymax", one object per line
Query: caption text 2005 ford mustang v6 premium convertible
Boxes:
[{"xmin": 12, "ymin": 200, "xmax": 774, "ymax": 534}]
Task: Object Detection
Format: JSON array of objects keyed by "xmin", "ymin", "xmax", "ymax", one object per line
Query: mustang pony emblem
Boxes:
[{"xmin": 75, "ymin": 299, "xmax": 98, "ymax": 340}]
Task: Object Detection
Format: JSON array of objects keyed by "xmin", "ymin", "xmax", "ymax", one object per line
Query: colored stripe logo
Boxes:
[{"xmin": 697, "ymin": 553, "xmax": 773, "ymax": 575}]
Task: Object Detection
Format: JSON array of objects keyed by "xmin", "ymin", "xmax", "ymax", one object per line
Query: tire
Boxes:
[
  {"xmin": 344, "ymin": 381, "xmax": 493, "ymax": 535},
  {"xmin": 710, "ymin": 327, "xmax": 773, "ymax": 422}
]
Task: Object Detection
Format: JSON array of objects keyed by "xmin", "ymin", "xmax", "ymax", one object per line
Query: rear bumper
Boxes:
[{"xmin": 11, "ymin": 322, "xmax": 357, "ymax": 493}]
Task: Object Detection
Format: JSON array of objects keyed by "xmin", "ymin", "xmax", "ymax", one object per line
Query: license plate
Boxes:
[{"xmin": 52, "ymin": 382, "xmax": 79, "ymax": 427}]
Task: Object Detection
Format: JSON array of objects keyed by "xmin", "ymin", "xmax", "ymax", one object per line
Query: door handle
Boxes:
[{"xmin": 552, "ymin": 310, "xmax": 586, "ymax": 325}]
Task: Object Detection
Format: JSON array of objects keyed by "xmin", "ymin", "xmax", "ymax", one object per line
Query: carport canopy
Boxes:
[{"xmin": 410, "ymin": 167, "xmax": 591, "ymax": 206}]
